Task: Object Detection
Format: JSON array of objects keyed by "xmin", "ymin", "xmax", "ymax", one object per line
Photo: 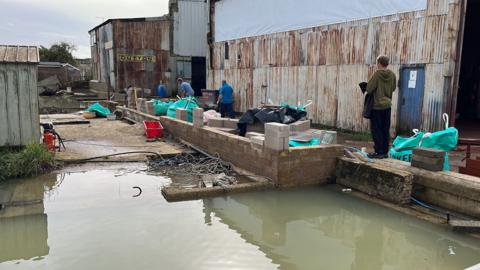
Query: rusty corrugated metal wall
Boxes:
[
  {"xmin": 113, "ymin": 19, "xmax": 170, "ymax": 91},
  {"xmin": 90, "ymin": 23, "xmax": 114, "ymax": 87},
  {"xmin": 208, "ymin": 0, "xmax": 463, "ymax": 133}
]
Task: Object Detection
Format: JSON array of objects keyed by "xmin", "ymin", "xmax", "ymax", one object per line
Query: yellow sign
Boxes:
[{"xmin": 118, "ymin": 54, "xmax": 156, "ymax": 63}]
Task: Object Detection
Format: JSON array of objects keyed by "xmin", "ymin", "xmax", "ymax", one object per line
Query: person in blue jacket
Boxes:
[
  {"xmin": 217, "ymin": 80, "xmax": 235, "ymax": 118},
  {"xmin": 177, "ymin": 78, "xmax": 195, "ymax": 97},
  {"xmin": 156, "ymin": 80, "xmax": 167, "ymax": 98}
]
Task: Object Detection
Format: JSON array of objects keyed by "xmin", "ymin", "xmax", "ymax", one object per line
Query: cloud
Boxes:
[
  {"xmin": 37, "ymin": 32, "xmax": 78, "ymax": 40},
  {"xmin": 0, "ymin": 0, "xmax": 169, "ymax": 58},
  {"xmin": 75, "ymin": 45, "xmax": 92, "ymax": 59}
]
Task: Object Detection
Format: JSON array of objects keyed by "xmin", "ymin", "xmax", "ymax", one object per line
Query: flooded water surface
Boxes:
[{"xmin": 1, "ymin": 164, "xmax": 479, "ymax": 270}]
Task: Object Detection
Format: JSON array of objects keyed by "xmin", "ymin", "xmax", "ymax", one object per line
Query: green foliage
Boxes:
[
  {"xmin": 39, "ymin": 42, "xmax": 78, "ymax": 67},
  {"xmin": 0, "ymin": 143, "xmax": 55, "ymax": 181}
]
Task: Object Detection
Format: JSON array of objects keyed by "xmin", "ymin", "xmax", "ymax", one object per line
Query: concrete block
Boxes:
[
  {"xmin": 311, "ymin": 130, "xmax": 325, "ymax": 142},
  {"xmin": 246, "ymin": 132, "xmax": 264, "ymax": 139},
  {"xmin": 193, "ymin": 117, "xmax": 204, "ymax": 128},
  {"xmin": 176, "ymin": 108, "xmax": 188, "ymax": 121},
  {"xmin": 208, "ymin": 118, "xmax": 224, "ymax": 128},
  {"xmin": 321, "ymin": 131, "xmax": 337, "ymax": 144},
  {"xmin": 251, "ymin": 136, "xmax": 265, "ymax": 146},
  {"xmin": 224, "ymin": 118, "xmax": 239, "ymax": 129},
  {"xmin": 136, "ymin": 98, "xmax": 147, "ymax": 112},
  {"xmin": 289, "ymin": 120, "xmax": 311, "ymax": 132},
  {"xmin": 265, "ymin": 136, "xmax": 289, "ymax": 151},
  {"xmin": 411, "ymin": 154, "xmax": 444, "ymax": 171},
  {"xmin": 265, "ymin": 122, "xmax": 290, "ymax": 138},
  {"xmin": 192, "ymin": 108, "xmax": 204, "ymax": 127},
  {"xmin": 336, "ymin": 157, "xmax": 413, "ymax": 205},
  {"xmin": 413, "ymin": 147, "xmax": 445, "ymax": 158},
  {"xmin": 192, "ymin": 108, "xmax": 204, "ymax": 119},
  {"xmin": 251, "ymin": 136, "xmax": 265, "ymax": 150},
  {"xmin": 411, "ymin": 147, "xmax": 445, "ymax": 171},
  {"xmin": 145, "ymin": 101, "xmax": 155, "ymax": 115}
]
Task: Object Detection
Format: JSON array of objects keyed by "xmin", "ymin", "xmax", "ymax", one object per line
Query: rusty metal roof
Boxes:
[
  {"xmin": 88, "ymin": 15, "xmax": 169, "ymax": 33},
  {"xmin": 0, "ymin": 45, "xmax": 39, "ymax": 64}
]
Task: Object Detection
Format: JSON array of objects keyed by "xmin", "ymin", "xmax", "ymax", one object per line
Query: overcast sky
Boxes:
[{"xmin": 0, "ymin": 0, "xmax": 169, "ymax": 58}]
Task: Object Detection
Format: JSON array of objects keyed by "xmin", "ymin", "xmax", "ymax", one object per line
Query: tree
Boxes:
[{"xmin": 39, "ymin": 42, "xmax": 78, "ymax": 66}]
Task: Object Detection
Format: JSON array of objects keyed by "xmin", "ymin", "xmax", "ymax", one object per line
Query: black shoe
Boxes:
[{"xmin": 367, "ymin": 152, "xmax": 387, "ymax": 159}]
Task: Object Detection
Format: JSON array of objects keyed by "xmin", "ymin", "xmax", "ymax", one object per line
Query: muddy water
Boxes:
[{"xmin": 1, "ymin": 164, "xmax": 479, "ymax": 270}]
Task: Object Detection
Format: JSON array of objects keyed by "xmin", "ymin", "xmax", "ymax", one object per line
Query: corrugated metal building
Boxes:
[
  {"xmin": 0, "ymin": 45, "xmax": 40, "ymax": 147},
  {"xmin": 208, "ymin": 0, "xmax": 478, "ymax": 135},
  {"xmin": 89, "ymin": 16, "xmax": 171, "ymax": 93},
  {"xmin": 170, "ymin": 0, "xmax": 208, "ymax": 94},
  {"xmin": 89, "ymin": 0, "xmax": 208, "ymax": 96}
]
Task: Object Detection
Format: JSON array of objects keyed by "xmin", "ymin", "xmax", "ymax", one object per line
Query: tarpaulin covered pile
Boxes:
[
  {"xmin": 85, "ymin": 102, "xmax": 111, "ymax": 117},
  {"xmin": 166, "ymin": 97, "xmax": 199, "ymax": 123},
  {"xmin": 238, "ymin": 106, "xmax": 307, "ymax": 136}
]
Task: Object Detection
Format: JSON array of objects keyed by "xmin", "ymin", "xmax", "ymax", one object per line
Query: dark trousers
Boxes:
[
  {"xmin": 370, "ymin": 108, "xmax": 391, "ymax": 155},
  {"xmin": 220, "ymin": 103, "xmax": 235, "ymax": 118}
]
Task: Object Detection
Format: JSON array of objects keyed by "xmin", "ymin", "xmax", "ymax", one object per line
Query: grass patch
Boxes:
[{"xmin": 0, "ymin": 143, "xmax": 55, "ymax": 181}]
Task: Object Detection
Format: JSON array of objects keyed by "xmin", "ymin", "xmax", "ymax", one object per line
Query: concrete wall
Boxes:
[
  {"xmin": 160, "ymin": 116, "xmax": 343, "ymax": 187},
  {"xmin": 376, "ymin": 159, "xmax": 480, "ymax": 219}
]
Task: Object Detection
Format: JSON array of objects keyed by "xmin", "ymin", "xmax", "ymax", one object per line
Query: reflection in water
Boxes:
[
  {"xmin": 204, "ymin": 187, "xmax": 480, "ymax": 270},
  {"xmin": 0, "ymin": 166, "xmax": 479, "ymax": 270},
  {"xmin": 0, "ymin": 214, "xmax": 49, "ymax": 263},
  {"xmin": 0, "ymin": 173, "xmax": 57, "ymax": 263}
]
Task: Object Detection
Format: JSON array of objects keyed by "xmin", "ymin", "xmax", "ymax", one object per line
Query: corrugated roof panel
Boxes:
[
  {"xmin": 173, "ymin": 0, "xmax": 208, "ymax": 57},
  {"xmin": 0, "ymin": 45, "xmax": 39, "ymax": 63}
]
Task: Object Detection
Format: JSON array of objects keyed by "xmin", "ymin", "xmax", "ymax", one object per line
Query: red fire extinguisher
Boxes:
[{"xmin": 43, "ymin": 131, "xmax": 56, "ymax": 153}]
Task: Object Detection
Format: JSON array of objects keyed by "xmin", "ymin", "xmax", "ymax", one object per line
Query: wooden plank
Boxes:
[
  {"xmin": 6, "ymin": 65, "xmax": 21, "ymax": 146},
  {"xmin": 0, "ymin": 67, "xmax": 9, "ymax": 146},
  {"xmin": 449, "ymin": 219, "xmax": 480, "ymax": 233}
]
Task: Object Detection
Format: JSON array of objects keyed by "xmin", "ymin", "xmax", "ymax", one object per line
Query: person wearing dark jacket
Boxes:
[{"xmin": 366, "ymin": 55, "xmax": 397, "ymax": 159}]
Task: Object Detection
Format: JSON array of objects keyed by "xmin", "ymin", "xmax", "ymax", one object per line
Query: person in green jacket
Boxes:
[{"xmin": 366, "ymin": 55, "xmax": 397, "ymax": 159}]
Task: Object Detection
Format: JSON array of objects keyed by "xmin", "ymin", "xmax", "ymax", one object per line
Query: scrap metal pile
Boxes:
[{"xmin": 147, "ymin": 153, "xmax": 238, "ymax": 187}]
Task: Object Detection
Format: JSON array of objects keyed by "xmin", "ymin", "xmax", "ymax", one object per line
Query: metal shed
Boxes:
[
  {"xmin": 0, "ymin": 45, "xmax": 40, "ymax": 147},
  {"xmin": 207, "ymin": 0, "xmax": 471, "ymax": 135}
]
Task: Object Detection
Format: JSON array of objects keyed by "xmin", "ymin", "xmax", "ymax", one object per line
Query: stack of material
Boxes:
[
  {"xmin": 193, "ymin": 108, "xmax": 204, "ymax": 127},
  {"xmin": 136, "ymin": 98, "xmax": 147, "ymax": 112},
  {"xmin": 145, "ymin": 100, "xmax": 155, "ymax": 115},
  {"xmin": 176, "ymin": 108, "xmax": 188, "ymax": 121},
  {"xmin": 265, "ymin": 123, "xmax": 290, "ymax": 151},
  {"xmin": 411, "ymin": 147, "xmax": 445, "ymax": 171},
  {"xmin": 223, "ymin": 119, "xmax": 239, "ymax": 129},
  {"xmin": 321, "ymin": 131, "xmax": 337, "ymax": 144},
  {"xmin": 207, "ymin": 118, "xmax": 224, "ymax": 128},
  {"xmin": 289, "ymin": 120, "xmax": 310, "ymax": 132}
]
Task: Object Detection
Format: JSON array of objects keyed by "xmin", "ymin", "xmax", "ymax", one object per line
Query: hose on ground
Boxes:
[{"xmin": 60, "ymin": 151, "xmax": 163, "ymax": 164}]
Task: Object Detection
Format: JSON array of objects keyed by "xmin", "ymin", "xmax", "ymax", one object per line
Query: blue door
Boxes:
[{"xmin": 398, "ymin": 67, "xmax": 425, "ymax": 134}]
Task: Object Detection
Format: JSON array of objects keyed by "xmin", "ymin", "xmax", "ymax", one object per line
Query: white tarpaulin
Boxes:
[{"xmin": 215, "ymin": 0, "xmax": 427, "ymax": 42}]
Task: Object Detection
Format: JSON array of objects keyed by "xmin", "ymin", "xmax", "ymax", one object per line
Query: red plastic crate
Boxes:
[{"xmin": 143, "ymin": 121, "xmax": 164, "ymax": 139}]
